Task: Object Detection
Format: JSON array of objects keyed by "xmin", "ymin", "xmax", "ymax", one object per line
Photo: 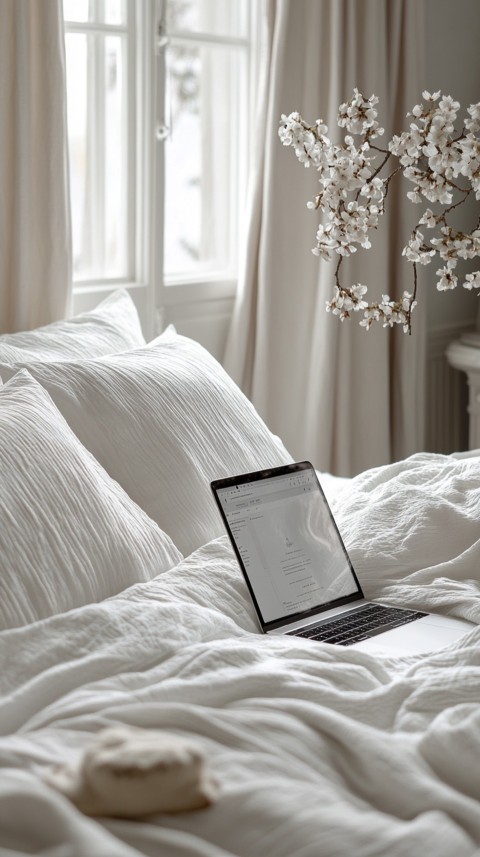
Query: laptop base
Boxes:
[{"xmin": 350, "ymin": 613, "xmax": 473, "ymax": 656}]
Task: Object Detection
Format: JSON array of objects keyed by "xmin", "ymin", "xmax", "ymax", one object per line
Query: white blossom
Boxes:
[
  {"xmin": 463, "ymin": 271, "xmax": 480, "ymax": 290},
  {"xmin": 465, "ymin": 103, "xmax": 480, "ymax": 133},
  {"xmin": 419, "ymin": 208, "xmax": 437, "ymax": 229},
  {"xmin": 436, "ymin": 265, "xmax": 458, "ymax": 291},
  {"xmin": 359, "ymin": 307, "xmax": 381, "ymax": 329},
  {"xmin": 338, "ymin": 89, "xmax": 384, "ymax": 138},
  {"xmin": 403, "ymin": 232, "xmax": 435, "ymax": 265},
  {"xmin": 422, "ymin": 90, "xmax": 441, "ymax": 102},
  {"xmin": 360, "ymin": 176, "xmax": 384, "ymax": 201},
  {"xmin": 407, "ymin": 190, "xmax": 422, "ymax": 203},
  {"xmin": 452, "ymin": 135, "xmax": 480, "ymax": 198}
]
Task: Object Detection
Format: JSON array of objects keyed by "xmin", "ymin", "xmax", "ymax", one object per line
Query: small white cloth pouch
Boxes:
[{"xmin": 46, "ymin": 725, "xmax": 218, "ymax": 818}]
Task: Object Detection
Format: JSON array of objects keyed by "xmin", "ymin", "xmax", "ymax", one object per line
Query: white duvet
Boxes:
[{"xmin": 1, "ymin": 453, "xmax": 480, "ymax": 856}]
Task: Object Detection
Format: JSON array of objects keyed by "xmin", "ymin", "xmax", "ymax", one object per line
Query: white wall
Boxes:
[
  {"xmin": 419, "ymin": 0, "xmax": 480, "ymax": 452},
  {"xmin": 425, "ymin": 0, "xmax": 480, "ymax": 333}
]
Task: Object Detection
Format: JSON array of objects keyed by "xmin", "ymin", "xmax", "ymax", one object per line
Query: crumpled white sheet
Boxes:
[
  {"xmin": 332, "ymin": 452, "xmax": 480, "ymax": 624},
  {"xmin": 0, "ymin": 452, "xmax": 479, "ymax": 857}
]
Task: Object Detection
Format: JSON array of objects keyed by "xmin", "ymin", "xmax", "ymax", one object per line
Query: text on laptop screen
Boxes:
[{"xmin": 215, "ymin": 468, "xmax": 360, "ymax": 624}]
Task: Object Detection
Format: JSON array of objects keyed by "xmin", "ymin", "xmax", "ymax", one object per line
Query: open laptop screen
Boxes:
[{"xmin": 212, "ymin": 462, "xmax": 362, "ymax": 629}]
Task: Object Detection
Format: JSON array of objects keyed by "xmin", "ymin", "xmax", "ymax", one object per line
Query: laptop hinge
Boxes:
[{"xmin": 267, "ymin": 599, "xmax": 369, "ymax": 636}]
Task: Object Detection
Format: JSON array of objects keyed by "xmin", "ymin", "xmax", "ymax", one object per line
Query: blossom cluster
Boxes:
[
  {"xmin": 279, "ymin": 89, "xmax": 480, "ymax": 333},
  {"xmin": 325, "ymin": 286, "xmax": 417, "ymax": 333}
]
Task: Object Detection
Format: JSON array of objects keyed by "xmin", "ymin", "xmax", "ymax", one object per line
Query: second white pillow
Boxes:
[{"xmin": 0, "ymin": 331, "xmax": 292, "ymax": 555}]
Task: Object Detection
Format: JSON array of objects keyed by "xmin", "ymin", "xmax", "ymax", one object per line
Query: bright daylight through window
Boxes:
[{"xmin": 63, "ymin": 0, "xmax": 256, "ymax": 304}]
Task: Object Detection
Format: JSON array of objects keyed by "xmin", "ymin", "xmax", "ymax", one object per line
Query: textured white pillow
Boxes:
[
  {"xmin": 0, "ymin": 371, "xmax": 183, "ymax": 631},
  {"xmin": 0, "ymin": 331, "xmax": 292, "ymax": 555},
  {"xmin": 0, "ymin": 289, "xmax": 145, "ymax": 362}
]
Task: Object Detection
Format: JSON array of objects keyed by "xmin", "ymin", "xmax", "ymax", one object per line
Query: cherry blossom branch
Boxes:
[{"xmin": 279, "ymin": 89, "xmax": 480, "ymax": 333}]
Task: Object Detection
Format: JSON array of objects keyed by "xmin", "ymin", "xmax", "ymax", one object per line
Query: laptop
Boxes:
[{"xmin": 211, "ymin": 461, "xmax": 473, "ymax": 656}]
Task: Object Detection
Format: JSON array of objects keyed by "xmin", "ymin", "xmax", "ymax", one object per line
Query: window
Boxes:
[
  {"xmin": 63, "ymin": 0, "xmax": 262, "ymax": 328},
  {"xmin": 163, "ymin": 2, "xmax": 249, "ymax": 284},
  {"xmin": 63, "ymin": 0, "xmax": 134, "ymax": 282}
]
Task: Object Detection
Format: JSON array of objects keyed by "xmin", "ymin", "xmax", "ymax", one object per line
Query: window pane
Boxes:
[
  {"xmin": 64, "ymin": 0, "xmax": 126, "ymax": 25},
  {"xmin": 164, "ymin": 42, "xmax": 245, "ymax": 279},
  {"xmin": 167, "ymin": 0, "xmax": 248, "ymax": 39},
  {"xmin": 65, "ymin": 31, "xmax": 129, "ymax": 280},
  {"xmin": 65, "ymin": 33, "xmax": 88, "ymax": 275},
  {"xmin": 104, "ymin": 0, "xmax": 126, "ymax": 26},
  {"xmin": 104, "ymin": 35, "xmax": 128, "ymax": 276},
  {"xmin": 63, "ymin": 0, "xmax": 90, "ymax": 23}
]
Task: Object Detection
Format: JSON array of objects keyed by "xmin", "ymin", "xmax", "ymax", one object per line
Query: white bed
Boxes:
[{"xmin": 1, "ymin": 292, "xmax": 479, "ymax": 856}]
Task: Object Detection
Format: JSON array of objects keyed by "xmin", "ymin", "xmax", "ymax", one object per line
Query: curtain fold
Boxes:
[
  {"xmin": 224, "ymin": 0, "xmax": 427, "ymax": 476},
  {"xmin": 0, "ymin": 0, "xmax": 72, "ymax": 334}
]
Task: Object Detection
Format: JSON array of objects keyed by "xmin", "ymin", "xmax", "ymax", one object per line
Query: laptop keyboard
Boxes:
[{"xmin": 292, "ymin": 603, "xmax": 427, "ymax": 646}]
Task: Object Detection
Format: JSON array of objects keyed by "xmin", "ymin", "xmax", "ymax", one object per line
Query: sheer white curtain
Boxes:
[
  {"xmin": 225, "ymin": 0, "xmax": 426, "ymax": 476},
  {"xmin": 0, "ymin": 0, "xmax": 71, "ymax": 334}
]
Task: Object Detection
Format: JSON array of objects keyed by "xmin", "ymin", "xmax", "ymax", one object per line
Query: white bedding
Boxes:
[{"xmin": 1, "ymin": 453, "xmax": 480, "ymax": 856}]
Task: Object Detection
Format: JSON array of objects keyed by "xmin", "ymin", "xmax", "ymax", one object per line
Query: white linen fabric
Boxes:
[
  {"xmin": 0, "ymin": 452, "xmax": 479, "ymax": 855},
  {"xmin": 0, "ymin": 371, "xmax": 182, "ymax": 630},
  {"xmin": 224, "ymin": 0, "xmax": 426, "ymax": 477},
  {"xmin": 0, "ymin": 289, "xmax": 145, "ymax": 363},
  {"xmin": 0, "ymin": 0, "xmax": 72, "ymax": 333},
  {"xmin": 0, "ymin": 329, "xmax": 293, "ymax": 556},
  {"xmin": 334, "ymin": 451, "xmax": 480, "ymax": 624}
]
